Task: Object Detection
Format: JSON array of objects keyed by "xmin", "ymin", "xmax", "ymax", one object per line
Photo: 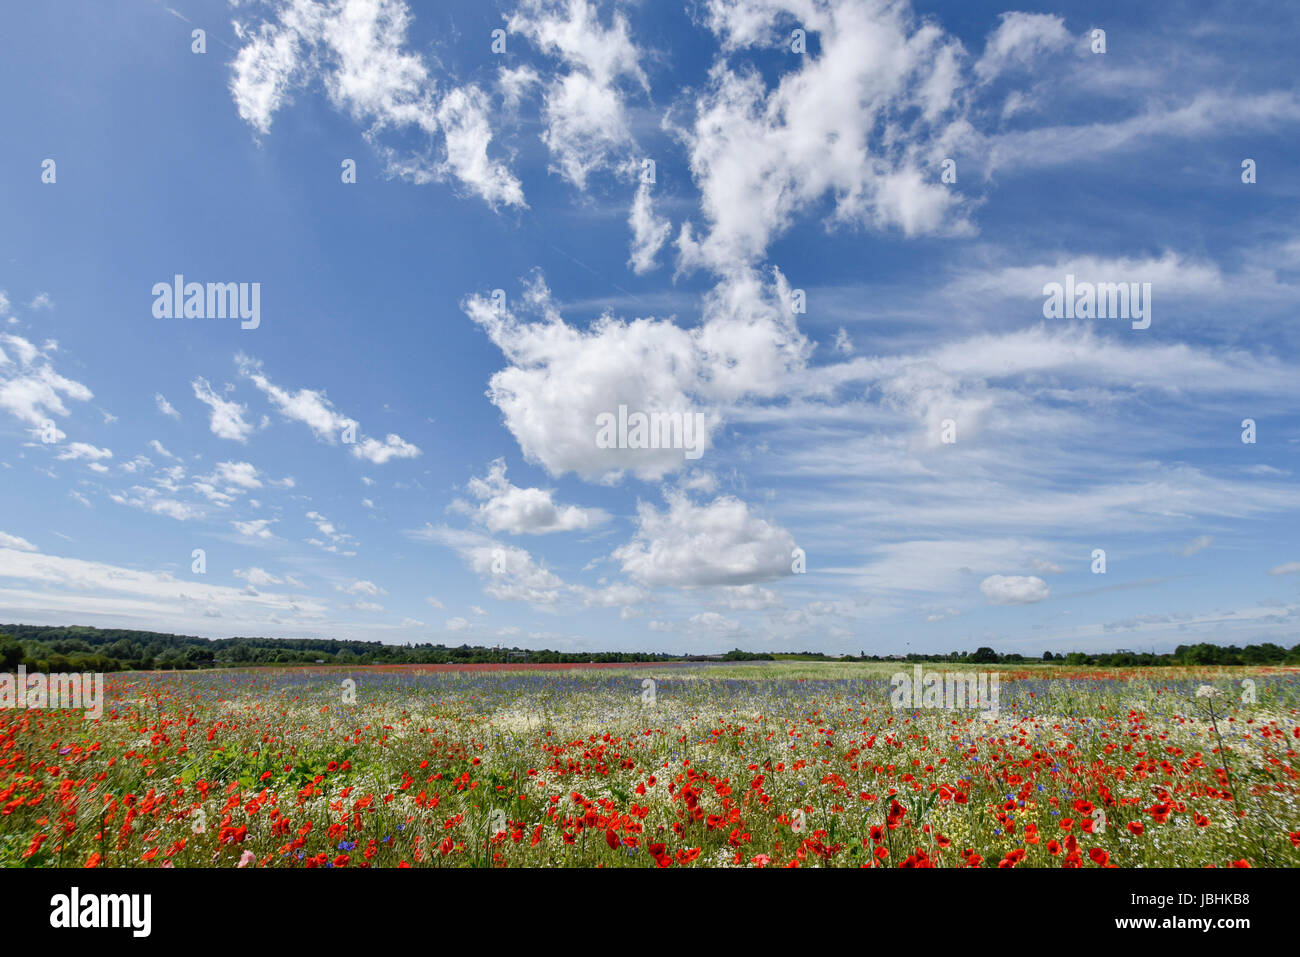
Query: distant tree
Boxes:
[
  {"xmin": 0, "ymin": 634, "xmax": 23, "ymax": 669},
  {"xmin": 970, "ymin": 646, "xmax": 998, "ymax": 664}
]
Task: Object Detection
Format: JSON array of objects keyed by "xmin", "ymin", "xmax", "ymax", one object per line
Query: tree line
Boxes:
[
  {"xmin": 0, "ymin": 624, "xmax": 772, "ymax": 672},
  {"xmin": 1, "ymin": 624, "xmax": 1295, "ymax": 673}
]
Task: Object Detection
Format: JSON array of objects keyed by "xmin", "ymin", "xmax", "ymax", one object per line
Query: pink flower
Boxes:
[{"xmin": 237, "ymin": 850, "xmax": 257, "ymax": 868}]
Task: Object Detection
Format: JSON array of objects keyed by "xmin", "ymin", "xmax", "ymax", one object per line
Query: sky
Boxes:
[{"xmin": 1, "ymin": 0, "xmax": 1298, "ymax": 656}]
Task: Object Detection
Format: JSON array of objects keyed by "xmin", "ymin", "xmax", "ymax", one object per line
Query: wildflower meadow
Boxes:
[{"xmin": 3, "ymin": 662, "xmax": 1297, "ymax": 869}]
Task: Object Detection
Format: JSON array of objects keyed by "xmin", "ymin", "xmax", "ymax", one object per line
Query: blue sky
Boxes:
[{"xmin": 1, "ymin": 0, "xmax": 1298, "ymax": 655}]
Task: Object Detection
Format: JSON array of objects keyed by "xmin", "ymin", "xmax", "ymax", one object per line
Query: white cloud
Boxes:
[
  {"xmin": 238, "ymin": 353, "xmax": 356, "ymax": 441},
  {"xmin": 677, "ymin": 0, "xmax": 973, "ymax": 271},
  {"xmin": 0, "ymin": 335, "xmax": 93, "ymax": 427},
  {"xmin": 715, "ymin": 584, "xmax": 781, "ymax": 610},
  {"xmin": 498, "ymin": 64, "xmax": 539, "ymax": 111},
  {"xmin": 974, "ymin": 12, "xmax": 1071, "ymax": 82},
  {"xmin": 235, "ymin": 567, "xmax": 284, "ymax": 586},
  {"xmin": 211, "ymin": 460, "xmax": 263, "ymax": 489},
  {"xmin": 0, "ymin": 545, "xmax": 331, "ymax": 630},
  {"xmin": 457, "ymin": 458, "xmax": 606, "ymax": 534},
  {"xmin": 979, "ymin": 574, "xmax": 1050, "ymax": 605},
  {"xmin": 508, "ymin": 0, "xmax": 648, "ymax": 189},
  {"xmin": 628, "ymin": 180, "xmax": 671, "ymax": 274},
  {"xmin": 353, "ymin": 433, "xmax": 420, "ymax": 464},
  {"xmin": 233, "ymin": 518, "xmax": 277, "ymax": 539},
  {"xmin": 1267, "ymin": 562, "xmax": 1300, "ymax": 576},
  {"xmin": 192, "ymin": 377, "xmax": 254, "ymax": 443},
  {"xmin": 149, "ymin": 439, "xmax": 178, "ymax": 460},
  {"xmin": 464, "ymin": 269, "xmax": 805, "ymax": 481},
  {"xmin": 408, "ymin": 524, "xmax": 575, "ymax": 607},
  {"xmin": 434, "ymin": 85, "xmax": 526, "ymax": 208},
  {"xmin": 155, "ymin": 393, "xmax": 180, "ymax": 419},
  {"xmin": 305, "ymin": 510, "xmax": 351, "ymax": 543},
  {"xmin": 980, "ymin": 91, "xmax": 1300, "ymax": 175},
  {"xmin": 1179, "ymin": 535, "xmax": 1213, "ymax": 557},
  {"xmin": 229, "ymin": 0, "xmax": 523, "ymax": 206},
  {"xmin": 613, "ymin": 492, "xmax": 796, "ymax": 587},
  {"xmin": 110, "ymin": 487, "xmax": 203, "ymax": 522},
  {"xmin": 238, "ymin": 354, "xmax": 420, "ymax": 464},
  {"xmin": 0, "ymin": 531, "xmax": 38, "ymax": 552},
  {"xmin": 56, "ymin": 442, "xmax": 112, "ymax": 462},
  {"xmin": 2, "ymin": 334, "xmax": 40, "ymax": 367},
  {"xmin": 687, "ymin": 611, "xmax": 743, "ymax": 635}
]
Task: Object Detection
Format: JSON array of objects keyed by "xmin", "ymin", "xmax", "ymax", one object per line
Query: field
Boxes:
[{"xmin": 2, "ymin": 662, "xmax": 1298, "ymax": 868}]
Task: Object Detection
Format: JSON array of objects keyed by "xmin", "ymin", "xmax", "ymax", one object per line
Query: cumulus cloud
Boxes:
[
  {"xmin": 353, "ymin": 434, "xmax": 420, "ymax": 465},
  {"xmin": 228, "ymin": 0, "xmax": 523, "ymax": 206},
  {"xmin": 211, "ymin": 460, "xmax": 263, "ymax": 490},
  {"xmin": 463, "ymin": 269, "xmax": 806, "ymax": 481},
  {"xmin": 979, "ymin": 574, "xmax": 1050, "ymax": 605},
  {"xmin": 408, "ymin": 523, "xmax": 643, "ymax": 610},
  {"xmin": 508, "ymin": 0, "xmax": 648, "ymax": 189},
  {"xmin": 677, "ymin": 0, "xmax": 973, "ymax": 272},
  {"xmin": 613, "ymin": 492, "xmax": 797, "ymax": 587},
  {"xmin": 0, "ymin": 334, "xmax": 93, "ymax": 428},
  {"xmin": 456, "ymin": 458, "xmax": 607, "ymax": 534},
  {"xmin": 686, "ymin": 611, "xmax": 744, "ymax": 635}
]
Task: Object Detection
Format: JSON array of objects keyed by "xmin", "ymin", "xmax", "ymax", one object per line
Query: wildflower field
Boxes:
[{"xmin": 3, "ymin": 663, "xmax": 1298, "ymax": 869}]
